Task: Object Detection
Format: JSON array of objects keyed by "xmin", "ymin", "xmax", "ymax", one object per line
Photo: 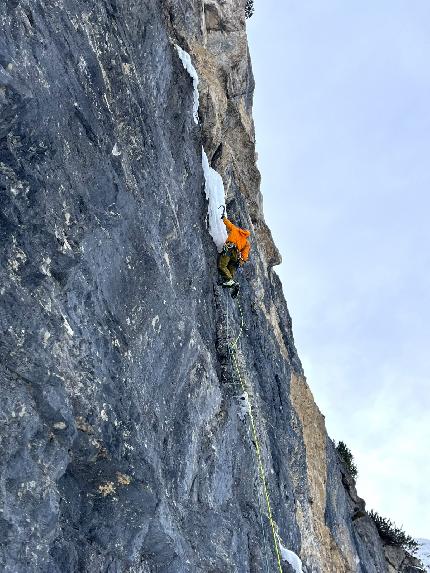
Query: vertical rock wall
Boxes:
[{"xmin": 0, "ymin": 1, "xmax": 422, "ymax": 572}]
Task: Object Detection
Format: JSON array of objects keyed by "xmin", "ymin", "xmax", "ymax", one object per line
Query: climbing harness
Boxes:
[
  {"xmin": 228, "ymin": 295, "xmax": 283, "ymax": 573},
  {"xmin": 222, "ymin": 242, "xmax": 240, "ymax": 257}
]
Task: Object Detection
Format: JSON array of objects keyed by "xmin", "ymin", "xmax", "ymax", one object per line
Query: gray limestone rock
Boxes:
[{"xmin": 0, "ymin": 1, "xmax": 418, "ymax": 572}]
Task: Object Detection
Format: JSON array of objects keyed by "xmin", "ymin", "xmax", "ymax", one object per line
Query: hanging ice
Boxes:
[
  {"xmin": 278, "ymin": 540, "xmax": 304, "ymax": 573},
  {"xmin": 202, "ymin": 148, "xmax": 228, "ymax": 251},
  {"xmin": 175, "ymin": 45, "xmax": 199, "ymax": 124},
  {"xmin": 174, "ymin": 45, "xmax": 227, "ymax": 250}
]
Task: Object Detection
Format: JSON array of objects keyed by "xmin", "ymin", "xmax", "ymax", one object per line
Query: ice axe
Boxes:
[{"xmin": 219, "ymin": 205, "xmax": 226, "ymax": 220}]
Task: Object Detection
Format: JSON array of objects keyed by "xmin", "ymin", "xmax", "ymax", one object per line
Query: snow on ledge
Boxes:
[
  {"xmin": 279, "ymin": 539, "xmax": 304, "ymax": 573},
  {"xmin": 175, "ymin": 44, "xmax": 199, "ymax": 124}
]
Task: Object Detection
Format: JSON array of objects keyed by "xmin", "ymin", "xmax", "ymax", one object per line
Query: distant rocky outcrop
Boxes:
[{"xmin": 0, "ymin": 1, "xmax": 421, "ymax": 571}]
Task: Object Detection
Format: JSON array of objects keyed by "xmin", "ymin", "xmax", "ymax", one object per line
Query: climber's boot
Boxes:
[
  {"xmin": 231, "ymin": 282, "xmax": 240, "ymax": 299},
  {"xmin": 222, "ymin": 279, "xmax": 235, "ymax": 288}
]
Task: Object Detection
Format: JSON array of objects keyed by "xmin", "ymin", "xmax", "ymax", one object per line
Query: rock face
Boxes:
[
  {"xmin": 0, "ymin": 1, "xmax": 420, "ymax": 572},
  {"xmin": 384, "ymin": 545, "xmax": 424, "ymax": 573}
]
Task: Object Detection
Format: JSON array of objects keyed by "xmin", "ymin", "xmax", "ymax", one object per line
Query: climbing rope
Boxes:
[
  {"xmin": 227, "ymin": 294, "xmax": 269, "ymax": 572},
  {"xmin": 256, "ymin": 452, "xmax": 272, "ymax": 573},
  {"xmin": 228, "ymin": 295, "xmax": 283, "ymax": 573}
]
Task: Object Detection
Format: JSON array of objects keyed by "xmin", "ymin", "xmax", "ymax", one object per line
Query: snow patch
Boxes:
[
  {"xmin": 417, "ymin": 539, "xmax": 430, "ymax": 572},
  {"xmin": 8, "ymin": 247, "xmax": 27, "ymax": 272},
  {"xmin": 278, "ymin": 539, "xmax": 303, "ymax": 573},
  {"xmin": 63, "ymin": 317, "xmax": 74, "ymax": 337},
  {"xmin": 112, "ymin": 143, "xmax": 121, "ymax": 156},
  {"xmin": 55, "ymin": 225, "xmax": 73, "ymax": 253},
  {"xmin": 237, "ymin": 392, "xmax": 250, "ymax": 421},
  {"xmin": 202, "ymin": 148, "xmax": 227, "ymax": 251},
  {"xmin": 175, "ymin": 45, "xmax": 199, "ymax": 124},
  {"xmin": 40, "ymin": 256, "xmax": 51, "ymax": 276},
  {"xmin": 11, "ymin": 183, "xmax": 23, "ymax": 196},
  {"xmin": 164, "ymin": 252, "xmax": 173, "ymax": 284},
  {"xmin": 18, "ymin": 405, "xmax": 27, "ymax": 418}
]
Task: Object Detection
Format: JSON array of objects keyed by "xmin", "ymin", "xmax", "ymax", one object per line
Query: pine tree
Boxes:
[
  {"xmin": 245, "ymin": 0, "xmax": 254, "ymax": 19},
  {"xmin": 336, "ymin": 441, "xmax": 358, "ymax": 480},
  {"xmin": 369, "ymin": 511, "xmax": 419, "ymax": 554}
]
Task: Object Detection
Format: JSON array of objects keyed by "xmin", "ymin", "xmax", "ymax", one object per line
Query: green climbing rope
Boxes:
[{"xmin": 229, "ymin": 296, "xmax": 283, "ymax": 573}]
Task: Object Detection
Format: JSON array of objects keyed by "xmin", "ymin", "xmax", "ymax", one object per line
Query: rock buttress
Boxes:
[{"xmin": 0, "ymin": 1, "xmax": 419, "ymax": 572}]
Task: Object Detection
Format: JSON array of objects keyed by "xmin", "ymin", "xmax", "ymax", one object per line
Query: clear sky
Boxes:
[{"xmin": 247, "ymin": 0, "xmax": 430, "ymax": 538}]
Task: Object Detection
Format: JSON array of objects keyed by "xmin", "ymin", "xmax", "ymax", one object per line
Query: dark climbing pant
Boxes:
[{"xmin": 218, "ymin": 246, "xmax": 240, "ymax": 281}]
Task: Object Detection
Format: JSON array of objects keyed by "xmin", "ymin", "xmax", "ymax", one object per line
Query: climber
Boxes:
[{"xmin": 218, "ymin": 208, "xmax": 251, "ymax": 297}]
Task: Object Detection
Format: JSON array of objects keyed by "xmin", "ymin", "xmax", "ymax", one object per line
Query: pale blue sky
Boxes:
[{"xmin": 248, "ymin": 0, "xmax": 430, "ymax": 538}]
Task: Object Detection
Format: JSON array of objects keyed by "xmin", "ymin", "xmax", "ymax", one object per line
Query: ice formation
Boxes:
[
  {"xmin": 175, "ymin": 45, "xmax": 199, "ymax": 124},
  {"xmin": 202, "ymin": 148, "xmax": 228, "ymax": 251},
  {"xmin": 279, "ymin": 539, "xmax": 304, "ymax": 573},
  {"xmin": 175, "ymin": 45, "xmax": 227, "ymax": 250}
]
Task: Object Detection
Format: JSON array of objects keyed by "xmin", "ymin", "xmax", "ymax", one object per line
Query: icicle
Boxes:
[
  {"xmin": 175, "ymin": 45, "xmax": 199, "ymax": 124},
  {"xmin": 175, "ymin": 46, "xmax": 227, "ymax": 251}
]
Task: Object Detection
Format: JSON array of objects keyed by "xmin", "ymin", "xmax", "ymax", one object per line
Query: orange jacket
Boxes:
[{"xmin": 223, "ymin": 217, "xmax": 251, "ymax": 262}]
